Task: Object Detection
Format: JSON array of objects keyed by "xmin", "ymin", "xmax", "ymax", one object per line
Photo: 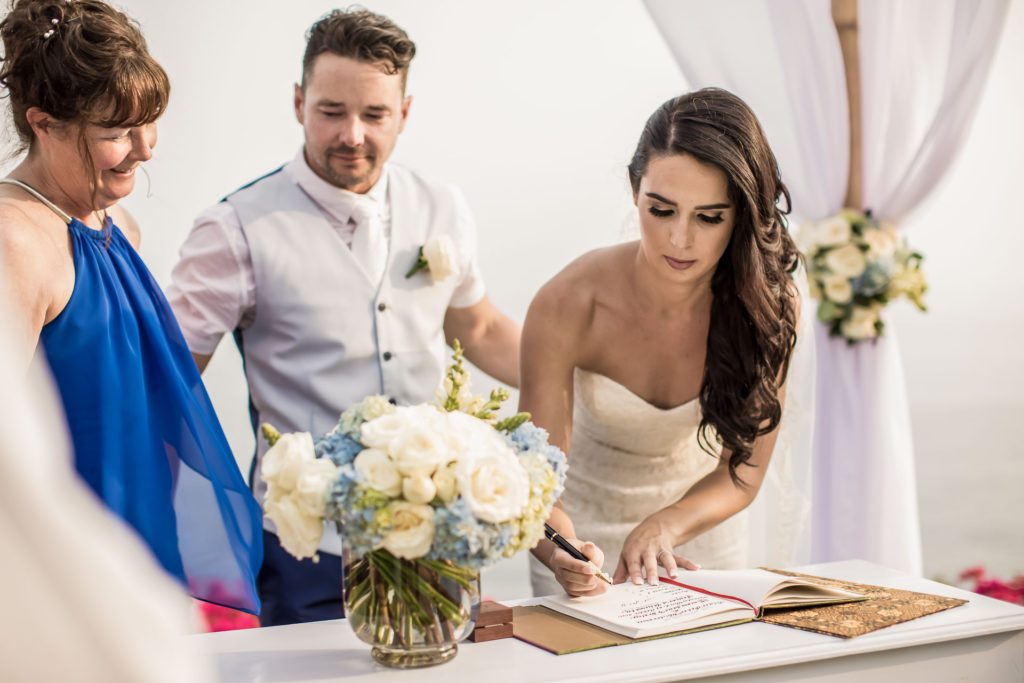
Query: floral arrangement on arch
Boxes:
[{"xmin": 800, "ymin": 209, "xmax": 927, "ymax": 343}]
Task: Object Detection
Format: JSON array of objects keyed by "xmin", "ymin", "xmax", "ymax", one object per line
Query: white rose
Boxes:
[
  {"xmin": 824, "ymin": 243, "xmax": 867, "ymax": 278},
  {"xmin": 402, "ymin": 475, "xmax": 437, "ymax": 504},
  {"xmin": 353, "ymin": 448, "xmax": 402, "ymax": 497},
  {"xmin": 382, "ymin": 502, "xmax": 436, "ymax": 559},
  {"xmin": 422, "ymin": 234, "xmax": 457, "ymax": 281},
  {"xmin": 293, "ymin": 458, "xmax": 340, "ymax": 516},
  {"xmin": 261, "ymin": 431, "xmax": 315, "ymax": 492},
  {"xmin": 840, "ymin": 305, "xmax": 879, "ymax": 340},
  {"xmin": 444, "ymin": 410, "xmax": 508, "ymax": 457},
  {"xmin": 359, "ymin": 413, "xmax": 408, "ymax": 452},
  {"xmin": 814, "ymin": 215, "xmax": 851, "ymax": 247},
  {"xmin": 432, "ymin": 465, "xmax": 458, "ymax": 503},
  {"xmin": 390, "ymin": 428, "xmax": 448, "ymax": 478},
  {"xmin": 264, "ymin": 495, "xmax": 324, "ymax": 560},
  {"xmin": 822, "ymin": 275, "xmax": 853, "ymax": 304},
  {"xmin": 454, "ymin": 448, "xmax": 530, "ymax": 524},
  {"xmin": 862, "ymin": 226, "xmax": 896, "ymax": 259}
]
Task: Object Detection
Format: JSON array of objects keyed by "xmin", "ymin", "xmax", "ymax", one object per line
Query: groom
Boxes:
[{"xmin": 167, "ymin": 7, "xmax": 520, "ymax": 626}]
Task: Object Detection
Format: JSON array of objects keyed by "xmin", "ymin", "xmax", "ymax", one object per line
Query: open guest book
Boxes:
[
  {"xmin": 514, "ymin": 569, "xmax": 969, "ymax": 655},
  {"xmin": 537, "ymin": 568, "xmax": 865, "ymax": 639}
]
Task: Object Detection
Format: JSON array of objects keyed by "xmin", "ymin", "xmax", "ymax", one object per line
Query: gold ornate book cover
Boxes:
[{"xmin": 758, "ymin": 569, "xmax": 968, "ymax": 638}]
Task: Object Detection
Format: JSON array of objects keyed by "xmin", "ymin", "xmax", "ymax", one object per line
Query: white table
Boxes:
[{"xmin": 191, "ymin": 560, "xmax": 1024, "ymax": 682}]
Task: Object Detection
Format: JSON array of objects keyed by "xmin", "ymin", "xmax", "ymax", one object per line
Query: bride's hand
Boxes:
[
  {"xmin": 549, "ymin": 538, "xmax": 608, "ymax": 597},
  {"xmin": 613, "ymin": 514, "xmax": 700, "ymax": 585}
]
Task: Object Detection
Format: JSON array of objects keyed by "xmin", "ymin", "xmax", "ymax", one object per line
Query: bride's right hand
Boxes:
[{"xmin": 550, "ymin": 539, "xmax": 608, "ymax": 597}]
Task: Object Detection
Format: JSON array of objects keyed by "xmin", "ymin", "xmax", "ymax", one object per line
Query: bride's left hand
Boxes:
[{"xmin": 613, "ymin": 513, "xmax": 700, "ymax": 585}]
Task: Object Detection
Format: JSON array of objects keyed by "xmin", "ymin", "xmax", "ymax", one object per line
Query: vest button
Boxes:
[
  {"xmin": 383, "ymin": 351, "xmax": 393, "ymax": 361},
  {"xmin": 378, "ymin": 302, "xmax": 386, "ymax": 312}
]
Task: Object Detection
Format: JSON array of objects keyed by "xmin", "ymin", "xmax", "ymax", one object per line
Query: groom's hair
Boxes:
[
  {"xmin": 301, "ymin": 7, "xmax": 417, "ymax": 92},
  {"xmin": 628, "ymin": 88, "xmax": 800, "ymax": 486}
]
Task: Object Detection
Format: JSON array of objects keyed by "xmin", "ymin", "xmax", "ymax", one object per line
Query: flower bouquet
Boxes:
[
  {"xmin": 260, "ymin": 341, "xmax": 567, "ymax": 668},
  {"xmin": 800, "ymin": 209, "xmax": 927, "ymax": 343}
]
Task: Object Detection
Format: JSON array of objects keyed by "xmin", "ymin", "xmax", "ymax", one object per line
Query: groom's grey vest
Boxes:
[{"xmin": 227, "ymin": 164, "xmax": 471, "ymax": 554}]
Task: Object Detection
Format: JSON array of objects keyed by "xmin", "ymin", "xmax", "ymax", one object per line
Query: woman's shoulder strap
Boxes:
[{"xmin": 0, "ymin": 179, "xmax": 73, "ymax": 225}]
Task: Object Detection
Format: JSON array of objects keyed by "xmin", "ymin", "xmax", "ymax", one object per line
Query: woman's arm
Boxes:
[
  {"xmin": 519, "ymin": 274, "xmax": 608, "ymax": 596},
  {"xmin": 0, "ymin": 205, "xmax": 56, "ymax": 365}
]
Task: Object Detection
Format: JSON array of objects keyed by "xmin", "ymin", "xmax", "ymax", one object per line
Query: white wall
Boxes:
[{"xmin": 3, "ymin": 0, "xmax": 1021, "ymax": 582}]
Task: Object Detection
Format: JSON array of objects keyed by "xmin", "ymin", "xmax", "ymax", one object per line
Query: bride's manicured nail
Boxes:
[{"xmin": 670, "ymin": 571, "xmax": 678, "ymax": 578}]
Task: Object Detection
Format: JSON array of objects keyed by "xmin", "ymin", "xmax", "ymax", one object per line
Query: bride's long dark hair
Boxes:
[{"xmin": 628, "ymin": 87, "xmax": 800, "ymax": 485}]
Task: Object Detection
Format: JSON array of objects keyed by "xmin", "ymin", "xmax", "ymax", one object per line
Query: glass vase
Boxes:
[{"xmin": 342, "ymin": 548, "xmax": 480, "ymax": 668}]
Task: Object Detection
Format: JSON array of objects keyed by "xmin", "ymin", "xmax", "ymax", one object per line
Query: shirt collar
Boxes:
[{"xmin": 286, "ymin": 146, "xmax": 390, "ymax": 223}]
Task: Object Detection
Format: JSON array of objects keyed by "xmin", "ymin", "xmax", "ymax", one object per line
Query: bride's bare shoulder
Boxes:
[{"xmin": 527, "ymin": 243, "xmax": 634, "ymax": 323}]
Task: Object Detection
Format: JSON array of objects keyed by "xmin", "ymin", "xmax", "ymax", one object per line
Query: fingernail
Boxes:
[
  {"xmin": 694, "ymin": 563, "xmax": 702, "ymax": 569},
  {"xmin": 670, "ymin": 571, "xmax": 678, "ymax": 578},
  {"xmin": 633, "ymin": 577, "xmax": 642, "ymax": 585}
]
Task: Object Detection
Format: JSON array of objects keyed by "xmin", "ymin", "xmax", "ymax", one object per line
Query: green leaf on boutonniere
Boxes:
[{"xmin": 405, "ymin": 246, "xmax": 428, "ymax": 278}]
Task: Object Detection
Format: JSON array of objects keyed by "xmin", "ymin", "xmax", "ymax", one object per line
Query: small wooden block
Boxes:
[
  {"xmin": 467, "ymin": 621, "xmax": 513, "ymax": 643},
  {"xmin": 475, "ymin": 600, "xmax": 514, "ymax": 628}
]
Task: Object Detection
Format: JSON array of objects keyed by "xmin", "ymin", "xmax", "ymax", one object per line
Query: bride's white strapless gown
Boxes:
[
  {"xmin": 529, "ymin": 342, "xmax": 814, "ymax": 597},
  {"xmin": 529, "ymin": 369, "xmax": 750, "ymax": 596}
]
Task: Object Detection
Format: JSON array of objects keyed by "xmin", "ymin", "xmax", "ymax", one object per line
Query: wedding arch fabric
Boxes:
[{"xmin": 643, "ymin": 0, "xmax": 1008, "ymax": 574}]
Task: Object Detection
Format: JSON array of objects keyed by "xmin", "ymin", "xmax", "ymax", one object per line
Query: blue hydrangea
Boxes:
[
  {"xmin": 427, "ymin": 499, "xmax": 518, "ymax": 570},
  {"xmin": 315, "ymin": 431, "xmax": 364, "ymax": 466},
  {"xmin": 506, "ymin": 422, "xmax": 568, "ymax": 495},
  {"xmin": 852, "ymin": 261, "xmax": 893, "ymax": 298}
]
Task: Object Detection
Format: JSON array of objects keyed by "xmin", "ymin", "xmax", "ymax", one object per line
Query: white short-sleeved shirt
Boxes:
[{"xmin": 167, "ymin": 148, "xmax": 486, "ymax": 355}]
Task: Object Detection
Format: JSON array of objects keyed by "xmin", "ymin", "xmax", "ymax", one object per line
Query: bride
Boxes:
[{"xmin": 522, "ymin": 88, "xmax": 810, "ymax": 597}]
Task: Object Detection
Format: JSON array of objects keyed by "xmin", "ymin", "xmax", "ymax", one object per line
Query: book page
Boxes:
[
  {"xmin": 665, "ymin": 569, "xmax": 864, "ymax": 609},
  {"xmin": 617, "ymin": 583, "xmax": 740, "ymax": 626},
  {"xmin": 542, "ymin": 581, "xmax": 754, "ymax": 638}
]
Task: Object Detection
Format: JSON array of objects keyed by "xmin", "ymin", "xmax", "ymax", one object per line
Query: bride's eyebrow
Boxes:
[
  {"xmin": 695, "ymin": 203, "xmax": 730, "ymax": 211},
  {"xmin": 645, "ymin": 192, "xmax": 677, "ymax": 205}
]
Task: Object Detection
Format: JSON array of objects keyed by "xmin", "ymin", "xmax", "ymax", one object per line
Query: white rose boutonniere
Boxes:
[{"xmin": 405, "ymin": 234, "xmax": 456, "ymax": 281}]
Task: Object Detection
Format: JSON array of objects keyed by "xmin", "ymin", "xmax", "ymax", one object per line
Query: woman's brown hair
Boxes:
[
  {"xmin": 0, "ymin": 0, "xmax": 169, "ymax": 204},
  {"xmin": 628, "ymin": 87, "xmax": 801, "ymax": 485}
]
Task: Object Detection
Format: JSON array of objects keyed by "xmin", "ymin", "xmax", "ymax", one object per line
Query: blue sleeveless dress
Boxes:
[{"xmin": 39, "ymin": 215, "xmax": 263, "ymax": 614}]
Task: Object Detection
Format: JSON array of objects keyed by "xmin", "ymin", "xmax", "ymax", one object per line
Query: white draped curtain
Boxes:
[{"xmin": 643, "ymin": 0, "xmax": 1008, "ymax": 574}]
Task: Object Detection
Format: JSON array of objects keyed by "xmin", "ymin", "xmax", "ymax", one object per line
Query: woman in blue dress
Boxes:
[{"xmin": 0, "ymin": 0, "xmax": 262, "ymax": 614}]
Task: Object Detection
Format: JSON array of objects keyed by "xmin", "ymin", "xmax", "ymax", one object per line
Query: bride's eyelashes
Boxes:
[{"xmin": 646, "ymin": 206, "xmax": 726, "ymax": 225}]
